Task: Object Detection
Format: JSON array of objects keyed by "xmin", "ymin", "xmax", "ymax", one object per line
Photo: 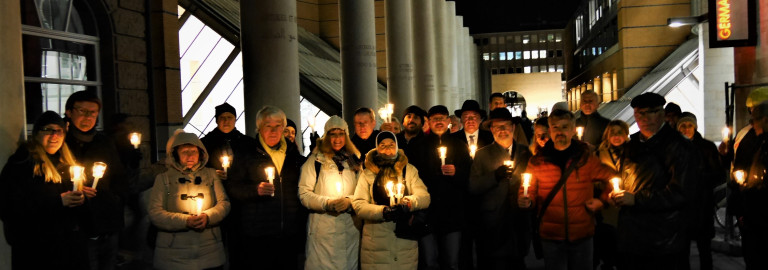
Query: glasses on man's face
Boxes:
[
  {"xmin": 74, "ymin": 107, "xmax": 99, "ymax": 117},
  {"xmin": 634, "ymin": 108, "xmax": 663, "ymax": 118},
  {"xmin": 378, "ymin": 143, "xmax": 397, "ymax": 150},
  {"xmin": 430, "ymin": 116, "xmax": 448, "ymax": 122},
  {"xmin": 40, "ymin": 128, "xmax": 64, "ymax": 136},
  {"xmin": 491, "ymin": 124, "xmax": 512, "ymax": 131}
]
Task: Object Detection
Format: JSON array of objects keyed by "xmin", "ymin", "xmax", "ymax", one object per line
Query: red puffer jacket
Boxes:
[{"xmin": 522, "ymin": 140, "xmax": 616, "ymax": 242}]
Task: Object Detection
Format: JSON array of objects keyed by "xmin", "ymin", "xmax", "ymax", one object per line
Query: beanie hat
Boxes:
[
  {"xmin": 376, "ymin": 131, "xmax": 398, "ymax": 148},
  {"xmin": 215, "ymin": 103, "xmax": 237, "ymax": 119},
  {"xmin": 403, "ymin": 105, "xmax": 427, "ymax": 119},
  {"xmin": 286, "ymin": 119, "xmax": 297, "ymax": 130},
  {"xmin": 677, "ymin": 116, "xmax": 697, "ymax": 129},
  {"xmin": 323, "ymin": 115, "xmax": 349, "ymax": 135},
  {"xmin": 33, "ymin": 111, "xmax": 66, "ymax": 135}
]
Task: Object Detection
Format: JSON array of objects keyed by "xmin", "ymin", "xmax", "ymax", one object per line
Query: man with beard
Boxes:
[
  {"xmin": 410, "ymin": 105, "xmax": 472, "ymax": 270},
  {"xmin": 396, "ymin": 105, "xmax": 428, "ymax": 157}
]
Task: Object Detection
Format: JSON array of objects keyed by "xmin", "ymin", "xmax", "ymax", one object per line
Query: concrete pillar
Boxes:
[
  {"xmin": 433, "ymin": 0, "xmax": 448, "ymax": 106},
  {"xmin": 455, "ymin": 16, "xmax": 466, "ymax": 104},
  {"xmin": 385, "ymin": 0, "xmax": 414, "ymax": 119},
  {"xmin": 593, "ymin": 77, "xmax": 602, "ymax": 102},
  {"xmin": 471, "ymin": 41, "xmax": 481, "ymax": 102},
  {"xmin": 463, "ymin": 27, "xmax": 473, "ymax": 101},
  {"xmin": 412, "ymin": 0, "xmax": 437, "ymax": 108},
  {"xmin": 241, "ymin": 0, "xmax": 300, "ymax": 137},
  {"xmin": 602, "ymin": 73, "xmax": 612, "ymax": 102},
  {"xmin": 0, "ymin": 0, "xmax": 24, "ymax": 267},
  {"xmin": 339, "ymin": 0, "xmax": 378, "ymax": 126},
  {"xmin": 699, "ymin": 23, "xmax": 733, "ymax": 141},
  {"xmin": 445, "ymin": 2, "xmax": 459, "ymax": 110}
]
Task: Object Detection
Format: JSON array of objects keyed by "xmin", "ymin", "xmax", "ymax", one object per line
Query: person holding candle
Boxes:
[
  {"xmin": 610, "ymin": 93, "xmax": 700, "ymax": 270},
  {"xmin": 148, "ymin": 129, "xmax": 230, "ymax": 270},
  {"xmin": 352, "ymin": 131, "xmax": 430, "ymax": 270},
  {"xmin": 298, "ymin": 116, "xmax": 362, "ymax": 270},
  {"xmin": 575, "ymin": 90, "xmax": 610, "ymax": 147},
  {"xmin": 225, "ymin": 106, "xmax": 308, "ymax": 269},
  {"xmin": 517, "ymin": 109, "xmax": 616, "ymax": 270},
  {"xmin": 351, "ymin": 107, "xmax": 381, "ymax": 166},
  {"xmin": 468, "ymin": 108, "xmax": 533, "ymax": 269},
  {"xmin": 409, "ymin": 105, "xmax": 472, "ymax": 270},
  {"xmin": 675, "ymin": 113, "xmax": 725, "ymax": 270},
  {"xmin": 201, "ymin": 102, "xmax": 260, "ymax": 181},
  {"xmin": 63, "ymin": 90, "xmax": 128, "ymax": 270},
  {"xmin": 595, "ymin": 120, "xmax": 630, "ymax": 270},
  {"xmin": 0, "ymin": 111, "xmax": 90, "ymax": 269}
]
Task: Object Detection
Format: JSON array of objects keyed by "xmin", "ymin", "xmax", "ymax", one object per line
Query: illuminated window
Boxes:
[
  {"xmin": 523, "ymin": 51, "xmax": 530, "ymax": 59},
  {"xmin": 556, "ymin": 33, "xmax": 562, "ymax": 42},
  {"xmin": 516, "ymin": 51, "xmax": 522, "ymax": 59},
  {"xmin": 524, "ymin": 66, "xmax": 531, "ymax": 73},
  {"xmin": 548, "ymin": 34, "xmax": 554, "ymax": 41},
  {"xmin": 507, "ymin": 52, "xmax": 515, "ymax": 60},
  {"xmin": 532, "ymin": 51, "xmax": 539, "ymax": 59},
  {"xmin": 483, "ymin": 53, "xmax": 490, "ymax": 61},
  {"xmin": 549, "ymin": 65, "xmax": 556, "ymax": 72},
  {"xmin": 557, "ymin": 65, "xmax": 564, "ymax": 72},
  {"xmin": 500, "ymin": 52, "xmax": 506, "ymax": 61},
  {"xmin": 575, "ymin": 15, "xmax": 584, "ymax": 42},
  {"xmin": 539, "ymin": 34, "xmax": 546, "ymax": 43},
  {"xmin": 540, "ymin": 50, "xmax": 547, "ymax": 58},
  {"xmin": 523, "ymin": 35, "xmax": 530, "ymax": 44}
]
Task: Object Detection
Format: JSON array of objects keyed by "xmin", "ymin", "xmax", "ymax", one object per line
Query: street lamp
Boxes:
[{"xmin": 667, "ymin": 14, "xmax": 708, "ymax": 27}]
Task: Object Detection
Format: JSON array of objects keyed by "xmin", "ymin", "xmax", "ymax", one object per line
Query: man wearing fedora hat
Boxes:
[{"xmin": 452, "ymin": 100, "xmax": 494, "ymax": 149}]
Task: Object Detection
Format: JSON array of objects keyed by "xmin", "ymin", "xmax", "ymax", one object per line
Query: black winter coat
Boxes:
[
  {"xmin": 352, "ymin": 130, "xmax": 381, "ymax": 165},
  {"xmin": 690, "ymin": 132, "xmax": 724, "ymax": 238},
  {"xmin": 201, "ymin": 128, "xmax": 258, "ymax": 171},
  {"xmin": 410, "ymin": 132, "xmax": 472, "ymax": 234},
  {"xmin": 617, "ymin": 124, "xmax": 700, "ymax": 255},
  {"xmin": 575, "ymin": 111, "xmax": 610, "ymax": 147},
  {"xmin": 451, "ymin": 128, "xmax": 495, "ymax": 149},
  {"xmin": 66, "ymin": 129, "xmax": 127, "ymax": 236},
  {"xmin": 0, "ymin": 146, "xmax": 90, "ymax": 269},
  {"xmin": 224, "ymin": 136, "xmax": 308, "ymax": 239}
]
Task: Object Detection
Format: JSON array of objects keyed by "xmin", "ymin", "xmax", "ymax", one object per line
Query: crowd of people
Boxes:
[{"xmin": 0, "ymin": 89, "xmax": 766, "ymax": 270}]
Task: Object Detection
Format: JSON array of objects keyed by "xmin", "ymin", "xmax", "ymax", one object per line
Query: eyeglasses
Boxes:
[
  {"xmin": 378, "ymin": 144, "xmax": 397, "ymax": 150},
  {"xmin": 634, "ymin": 108, "xmax": 663, "ymax": 117},
  {"xmin": 74, "ymin": 107, "xmax": 99, "ymax": 117},
  {"xmin": 40, "ymin": 128, "xmax": 64, "ymax": 136},
  {"xmin": 491, "ymin": 124, "xmax": 512, "ymax": 131},
  {"xmin": 430, "ymin": 116, "xmax": 448, "ymax": 122}
]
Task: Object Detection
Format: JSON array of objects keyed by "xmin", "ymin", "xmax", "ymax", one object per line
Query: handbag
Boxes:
[{"xmin": 531, "ymin": 160, "xmax": 578, "ymax": 259}]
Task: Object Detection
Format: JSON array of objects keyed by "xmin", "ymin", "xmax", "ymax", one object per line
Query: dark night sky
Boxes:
[{"xmin": 453, "ymin": 0, "xmax": 581, "ymax": 34}]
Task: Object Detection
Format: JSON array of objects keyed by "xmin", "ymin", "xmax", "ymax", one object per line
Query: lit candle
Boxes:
[
  {"xmin": 220, "ymin": 155, "xmax": 231, "ymax": 173},
  {"xmin": 386, "ymin": 104, "xmax": 394, "ymax": 123},
  {"xmin": 576, "ymin": 127, "xmax": 584, "ymax": 140},
  {"xmin": 265, "ymin": 167, "xmax": 275, "ymax": 197},
  {"xmin": 378, "ymin": 108, "xmax": 389, "ymax": 123},
  {"xmin": 611, "ymin": 177, "xmax": 622, "ymax": 192},
  {"xmin": 196, "ymin": 197, "xmax": 204, "ymax": 216},
  {"xmin": 70, "ymin": 165, "xmax": 85, "ymax": 192},
  {"xmin": 503, "ymin": 160, "xmax": 514, "ymax": 168},
  {"xmin": 386, "ymin": 181, "xmax": 395, "ymax": 206},
  {"xmin": 734, "ymin": 170, "xmax": 746, "ymax": 185},
  {"xmin": 396, "ymin": 182, "xmax": 404, "ymax": 204},
  {"xmin": 129, "ymin": 132, "xmax": 141, "ymax": 149},
  {"xmin": 439, "ymin": 147, "xmax": 447, "ymax": 166},
  {"xmin": 722, "ymin": 127, "xmax": 730, "ymax": 142},
  {"xmin": 469, "ymin": 144, "xmax": 477, "ymax": 159},
  {"xmin": 336, "ymin": 180, "xmax": 343, "ymax": 198},
  {"xmin": 522, "ymin": 173, "xmax": 532, "ymax": 197},
  {"xmin": 91, "ymin": 162, "xmax": 107, "ymax": 189},
  {"xmin": 308, "ymin": 115, "xmax": 316, "ymax": 133}
]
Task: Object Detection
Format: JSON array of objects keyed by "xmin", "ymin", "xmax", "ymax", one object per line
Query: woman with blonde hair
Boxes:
[
  {"xmin": 299, "ymin": 115, "xmax": 362, "ymax": 270},
  {"xmin": 0, "ymin": 111, "xmax": 89, "ymax": 269}
]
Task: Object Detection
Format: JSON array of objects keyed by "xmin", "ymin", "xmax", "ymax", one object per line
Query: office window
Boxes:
[
  {"xmin": 491, "ymin": 52, "xmax": 498, "ymax": 60},
  {"xmin": 507, "ymin": 52, "xmax": 515, "ymax": 60},
  {"xmin": 516, "ymin": 67, "xmax": 523, "ymax": 73},
  {"xmin": 500, "ymin": 52, "xmax": 506, "ymax": 61},
  {"xmin": 575, "ymin": 15, "xmax": 584, "ymax": 42},
  {"xmin": 540, "ymin": 65, "xmax": 546, "ymax": 72},
  {"xmin": 532, "ymin": 51, "xmax": 539, "ymax": 59},
  {"xmin": 557, "ymin": 65, "xmax": 564, "ymax": 72},
  {"xmin": 524, "ymin": 66, "xmax": 531, "ymax": 73},
  {"xmin": 523, "ymin": 51, "xmax": 530, "ymax": 59},
  {"xmin": 483, "ymin": 53, "xmax": 490, "ymax": 61},
  {"xmin": 548, "ymin": 50, "xmax": 555, "ymax": 58},
  {"xmin": 549, "ymin": 65, "xmax": 556, "ymax": 72},
  {"xmin": 548, "ymin": 33, "xmax": 555, "ymax": 41},
  {"xmin": 515, "ymin": 51, "xmax": 522, "ymax": 59},
  {"xmin": 531, "ymin": 35, "xmax": 537, "ymax": 43},
  {"xmin": 532, "ymin": 66, "xmax": 539, "ymax": 72},
  {"xmin": 556, "ymin": 33, "xmax": 562, "ymax": 42},
  {"xmin": 557, "ymin": 50, "xmax": 563, "ymax": 57},
  {"xmin": 540, "ymin": 50, "xmax": 547, "ymax": 58},
  {"xmin": 523, "ymin": 35, "xmax": 530, "ymax": 44},
  {"xmin": 539, "ymin": 34, "xmax": 546, "ymax": 43},
  {"xmin": 515, "ymin": 35, "xmax": 521, "ymax": 43},
  {"xmin": 499, "ymin": 68, "xmax": 507, "ymax": 74},
  {"xmin": 492, "ymin": 69, "xmax": 498, "ymax": 74},
  {"xmin": 490, "ymin": 37, "xmax": 497, "ymax": 44}
]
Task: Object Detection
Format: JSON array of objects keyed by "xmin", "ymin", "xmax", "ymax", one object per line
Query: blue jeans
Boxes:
[
  {"xmin": 420, "ymin": 231, "xmax": 461, "ymax": 270},
  {"xmin": 542, "ymin": 237, "xmax": 593, "ymax": 270}
]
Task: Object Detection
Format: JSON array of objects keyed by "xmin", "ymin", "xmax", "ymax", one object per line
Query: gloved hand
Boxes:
[
  {"xmin": 309, "ymin": 132, "xmax": 320, "ymax": 153},
  {"xmin": 495, "ymin": 165, "xmax": 512, "ymax": 182},
  {"xmin": 383, "ymin": 204, "xmax": 410, "ymax": 221}
]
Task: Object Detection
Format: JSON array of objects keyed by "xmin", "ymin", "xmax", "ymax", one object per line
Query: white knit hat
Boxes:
[{"xmin": 323, "ymin": 115, "xmax": 349, "ymax": 135}]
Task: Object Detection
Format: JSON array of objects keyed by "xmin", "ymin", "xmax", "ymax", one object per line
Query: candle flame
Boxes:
[
  {"xmin": 469, "ymin": 144, "xmax": 477, "ymax": 158},
  {"xmin": 576, "ymin": 127, "xmax": 584, "ymax": 139},
  {"xmin": 722, "ymin": 127, "xmax": 730, "ymax": 141},
  {"xmin": 522, "ymin": 173, "xmax": 532, "ymax": 187},
  {"xmin": 386, "ymin": 181, "xmax": 394, "ymax": 197},
  {"xmin": 221, "ymin": 156, "xmax": 231, "ymax": 169},
  {"xmin": 92, "ymin": 162, "xmax": 107, "ymax": 179},
  {"xmin": 396, "ymin": 182, "xmax": 404, "ymax": 198},
  {"xmin": 336, "ymin": 181, "xmax": 343, "ymax": 195},
  {"xmin": 129, "ymin": 132, "xmax": 141, "ymax": 149},
  {"xmin": 503, "ymin": 160, "xmax": 513, "ymax": 167},
  {"xmin": 611, "ymin": 177, "xmax": 621, "ymax": 191},
  {"xmin": 734, "ymin": 170, "xmax": 745, "ymax": 185},
  {"xmin": 439, "ymin": 147, "xmax": 447, "ymax": 159},
  {"xmin": 196, "ymin": 197, "xmax": 204, "ymax": 215},
  {"xmin": 265, "ymin": 167, "xmax": 275, "ymax": 182}
]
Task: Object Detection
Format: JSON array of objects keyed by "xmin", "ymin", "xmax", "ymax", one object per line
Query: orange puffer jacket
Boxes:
[{"xmin": 522, "ymin": 140, "xmax": 616, "ymax": 242}]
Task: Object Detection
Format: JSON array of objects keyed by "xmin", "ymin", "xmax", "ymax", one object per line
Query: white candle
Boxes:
[
  {"xmin": 196, "ymin": 197, "xmax": 204, "ymax": 216},
  {"xmin": 386, "ymin": 104, "xmax": 394, "ymax": 123},
  {"xmin": 378, "ymin": 108, "xmax": 389, "ymax": 123},
  {"xmin": 129, "ymin": 132, "xmax": 141, "ymax": 149},
  {"xmin": 469, "ymin": 144, "xmax": 477, "ymax": 159},
  {"xmin": 522, "ymin": 173, "xmax": 532, "ymax": 197},
  {"xmin": 70, "ymin": 165, "xmax": 85, "ymax": 191},
  {"xmin": 576, "ymin": 127, "xmax": 584, "ymax": 140},
  {"xmin": 308, "ymin": 115, "xmax": 316, "ymax": 133},
  {"xmin": 722, "ymin": 127, "xmax": 730, "ymax": 142},
  {"xmin": 91, "ymin": 162, "xmax": 107, "ymax": 189},
  {"xmin": 439, "ymin": 147, "xmax": 447, "ymax": 166},
  {"xmin": 396, "ymin": 182, "xmax": 404, "ymax": 204},
  {"xmin": 336, "ymin": 180, "xmax": 343, "ymax": 198},
  {"xmin": 503, "ymin": 160, "xmax": 514, "ymax": 168},
  {"xmin": 265, "ymin": 167, "xmax": 275, "ymax": 197},
  {"xmin": 611, "ymin": 177, "xmax": 621, "ymax": 192},
  {"xmin": 220, "ymin": 155, "xmax": 231, "ymax": 173},
  {"xmin": 386, "ymin": 181, "xmax": 395, "ymax": 206},
  {"xmin": 734, "ymin": 170, "xmax": 746, "ymax": 185}
]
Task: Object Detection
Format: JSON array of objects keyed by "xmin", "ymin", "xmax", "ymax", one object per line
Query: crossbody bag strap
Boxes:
[{"xmin": 536, "ymin": 159, "xmax": 579, "ymax": 224}]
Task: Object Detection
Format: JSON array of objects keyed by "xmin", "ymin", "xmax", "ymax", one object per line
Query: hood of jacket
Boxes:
[{"xmin": 166, "ymin": 129, "xmax": 209, "ymax": 173}]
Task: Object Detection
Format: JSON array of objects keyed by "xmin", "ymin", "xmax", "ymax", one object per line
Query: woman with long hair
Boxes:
[{"xmin": 0, "ymin": 111, "xmax": 89, "ymax": 269}]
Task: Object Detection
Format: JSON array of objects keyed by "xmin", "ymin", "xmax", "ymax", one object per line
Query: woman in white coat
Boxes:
[
  {"xmin": 299, "ymin": 116, "xmax": 362, "ymax": 270},
  {"xmin": 352, "ymin": 131, "xmax": 430, "ymax": 270},
  {"xmin": 148, "ymin": 130, "xmax": 230, "ymax": 270}
]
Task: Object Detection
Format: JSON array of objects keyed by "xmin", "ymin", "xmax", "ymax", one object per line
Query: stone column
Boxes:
[
  {"xmin": 699, "ymin": 23, "xmax": 733, "ymax": 141},
  {"xmin": 602, "ymin": 73, "xmax": 612, "ymax": 102},
  {"xmin": 241, "ymin": 0, "xmax": 300, "ymax": 137},
  {"xmin": 0, "ymin": 0, "xmax": 24, "ymax": 267},
  {"xmin": 386, "ymin": 0, "xmax": 414, "ymax": 119},
  {"xmin": 463, "ymin": 27, "xmax": 473, "ymax": 101},
  {"xmin": 433, "ymin": 0, "xmax": 448, "ymax": 106},
  {"xmin": 455, "ymin": 16, "xmax": 466, "ymax": 103},
  {"xmin": 471, "ymin": 40, "xmax": 481, "ymax": 102},
  {"xmin": 445, "ymin": 2, "xmax": 459, "ymax": 110},
  {"xmin": 412, "ymin": 0, "xmax": 437, "ymax": 108},
  {"xmin": 339, "ymin": 0, "xmax": 378, "ymax": 125}
]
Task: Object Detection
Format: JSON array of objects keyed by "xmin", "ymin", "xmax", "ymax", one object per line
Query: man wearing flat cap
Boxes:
[
  {"xmin": 469, "ymin": 108, "xmax": 532, "ymax": 269},
  {"xmin": 452, "ymin": 100, "xmax": 494, "ymax": 149},
  {"xmin": 611, "ymin": 92, "xmax": 700, "ymax": 269}
]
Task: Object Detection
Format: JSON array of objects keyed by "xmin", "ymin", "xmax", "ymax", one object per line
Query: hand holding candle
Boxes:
[
  {"xmin": 576, "ymin": 127, "xmax": 584, "ymax": 140},
  {"xmin": 129, "ymin": 132, "xmax": 141, "ymax": 149},
  {"xmin": 265, "ymin": 167, "xmax": 275, "ymax": 197},
  {"xmin": 439, "ymin": 147, "xmax": 447, "ymax": 166},
  {"xmin": 70, "ymin": 165, "xmax": 85, "ymax": 192},
  {"xmin": 91, "ymin": 162, "xmax": 107, "ymax": 189},
  {"xmin": 611, "ymin": 177, "xmax": 622, "ymax": 192},
  {"xmin": 522, "ymin": 173, "xmax": 532, "ymax": 197}
]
